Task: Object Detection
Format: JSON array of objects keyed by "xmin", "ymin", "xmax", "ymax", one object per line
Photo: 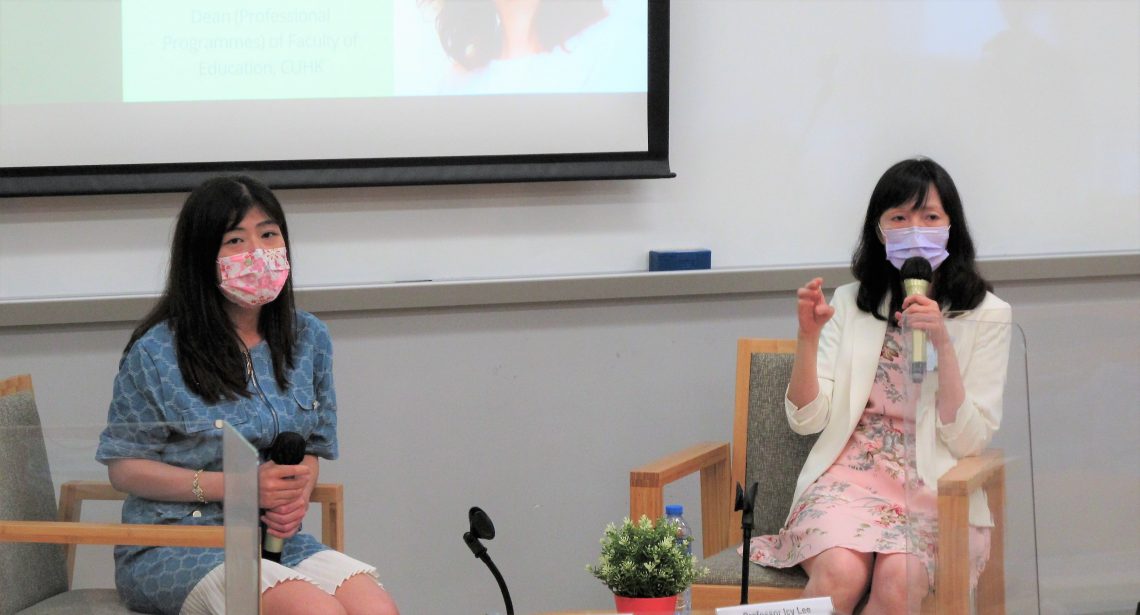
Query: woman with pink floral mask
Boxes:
[
  {"xmin": 97, "ymin": 176, "xmax": 399, "ymax": 615},
  {"xmin": 742, "ymin": 158, "xmax": 1012, "ymax": 612}
]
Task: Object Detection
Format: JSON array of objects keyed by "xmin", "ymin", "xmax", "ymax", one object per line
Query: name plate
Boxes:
[{"xmin": 716, "ymin": 596, "xmax": 836, "ymax": 615}]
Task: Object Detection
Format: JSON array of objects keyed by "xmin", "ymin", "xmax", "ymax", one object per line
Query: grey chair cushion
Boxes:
[
  {"xmin": 15, "ymin": 589, "xmax": 142, "ymax": 615},
  {"xmin": 697, "ymin": 546, "xmax": 807, "ymax": 588},
  {"xmin": 742, "ymin": 353, "xmax": 819, "ymax": 536},
  {"xmin": 1, "ymin": 387, "xmax": 142, "ymax": 615},
  {"xmin": 697, "ymin": 351, "xmax": 818, "ymax": 592},
  {"xmin": 0, "ymin": 389, "xmax": 70, "ymax": 614}
]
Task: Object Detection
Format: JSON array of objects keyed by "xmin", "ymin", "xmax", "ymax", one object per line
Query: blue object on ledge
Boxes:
[{"xmin": 649, "ymin": 249, "xmax": 712, "ymax": 271}]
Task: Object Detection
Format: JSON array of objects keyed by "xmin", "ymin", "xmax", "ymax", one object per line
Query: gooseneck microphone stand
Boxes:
[
  {"xmin": 463, "ymin": 507, "xmax": 514, "ymax": 615},
  {"xmin": 735, "ymin": 481, "xmax": 759, "ymax": 605}
]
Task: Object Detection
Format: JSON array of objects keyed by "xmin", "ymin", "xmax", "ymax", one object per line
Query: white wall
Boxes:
[
  {"xmin": 2, "ymin": 0, "xmax": 1138, "ymax": 299},
  {"xmin": 2, "ymin": 277, "xmax": 1137, "ymax": 613},
  {"xmin": 1, "ymin": 1, "xmax": 1138, "ymax": 613}
]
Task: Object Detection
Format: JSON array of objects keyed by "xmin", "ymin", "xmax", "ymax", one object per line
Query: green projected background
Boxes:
[
  {"xmin": 121, "ymin": 1, "xmax": 394, "ymax": 102},
  {"xmin": 0, "ymin": 0, "xmax": 122, "ymax": 104}
]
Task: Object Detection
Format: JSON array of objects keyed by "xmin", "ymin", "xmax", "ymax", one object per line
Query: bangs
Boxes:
[{"xmin": 872, "ymin": 165, "xmax": 933, "ymax": 217}]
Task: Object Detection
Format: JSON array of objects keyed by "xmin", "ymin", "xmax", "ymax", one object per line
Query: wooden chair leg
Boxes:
[
  {"xmin": 977, "ymin": 466, "xmax": 1005, "ymax": 615},
  {"xmin": 935, "ymin": 489, "xmax": 971, "ymax": 615},
  {"xmin": 698, "ymin": 454, "xmax": 731, "ymax": 557},
  {"xmin": 322, "ymin": 487, "xmax": 345, "ymax": 552},
  {"xmin": 630, "ymin": 485, "xmax": 664, "ymax": 526},
  {"xmin": 57, "ymin": 482, "xmax": 83, "ymax": 588}
]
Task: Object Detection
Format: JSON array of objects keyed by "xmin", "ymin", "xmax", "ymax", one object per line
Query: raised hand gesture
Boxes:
[{"xmin": 796, "ymin": 277, "xmax": 834, "ymax": 339}]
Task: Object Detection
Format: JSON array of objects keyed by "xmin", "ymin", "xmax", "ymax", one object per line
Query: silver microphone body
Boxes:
[
  {"xmin": 902, "ymin": 277, "xmax": 929, "ymax": 382},
  {"xmin": 264, "ymin": 534, "xmax": 285, "ymax": 555}
]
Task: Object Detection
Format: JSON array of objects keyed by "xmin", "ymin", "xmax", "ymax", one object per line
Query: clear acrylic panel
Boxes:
[
  {"xmin": 224, "ymin": 421, "xmax": 261, "ymax": 614},
  {"xmin": 897, "ymin": 314, "xmax": 1038, "ymax": 614},
  {"xmin": 0, "ymin": 401, "xmax": 261, "ymax": 614}
]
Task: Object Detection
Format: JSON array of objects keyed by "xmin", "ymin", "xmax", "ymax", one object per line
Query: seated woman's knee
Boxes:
[
  {"xmin": 867, "ymin": 555, "xmax": 927, "ymax": 611},
  {"xmin": 334, "ymin": 574, "xmax": 400, "ymax": 615},
  {"xmin": 264, "ymin": 580, "xmax": 348, "ymax": 615},
  {"xmin": 804, "ymin": 549, "xmax": 871, "ymax": 603}
]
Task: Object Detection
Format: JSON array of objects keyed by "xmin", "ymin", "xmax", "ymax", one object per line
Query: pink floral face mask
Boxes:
[{"xmin": 216, "ymin": 247, "xmax": 290, "ymax": 308}]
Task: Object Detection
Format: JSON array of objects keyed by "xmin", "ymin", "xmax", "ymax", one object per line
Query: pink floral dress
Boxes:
[{"xmin": 743, "ymin": 328, "xmax": 990, "ymax": 588}]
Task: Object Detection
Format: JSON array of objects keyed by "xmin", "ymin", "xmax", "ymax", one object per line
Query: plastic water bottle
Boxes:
[{"xmin": 665, "ymin": 504, "xmax": 692, "ymax": 614}]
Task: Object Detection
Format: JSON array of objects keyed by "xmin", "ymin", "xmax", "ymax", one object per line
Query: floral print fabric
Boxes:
[
  {"xmin": 216, "ymin": 247, "xmax": 291, "ymax": 308},
  {"xmin": 744, "ymin": 328, "xmax": 990, "ymax": 589}
]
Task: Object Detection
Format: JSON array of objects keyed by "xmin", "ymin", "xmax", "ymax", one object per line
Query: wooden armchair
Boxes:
[
  {"xmin": 629, "ymin": 339, "xmax": 1006, "ymax": 614},
  {"xmin": 0, "ymin": 374, "xmax": 345, "ymax": 614}
]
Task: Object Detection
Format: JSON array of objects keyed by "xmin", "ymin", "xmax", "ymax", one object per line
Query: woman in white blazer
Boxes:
[{"xmin": 746, "ymin": 158, "xmax": 1011, "ymax": 613}]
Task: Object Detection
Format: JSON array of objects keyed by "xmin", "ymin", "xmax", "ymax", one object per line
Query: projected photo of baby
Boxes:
[{"xmin": 395, "ymin": 0, "xmax": 647, "ymax": 95}]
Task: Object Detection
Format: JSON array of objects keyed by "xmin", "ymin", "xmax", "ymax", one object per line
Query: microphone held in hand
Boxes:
[
  {"xmin": 900, "ymin": 256, "xmax": 934, "ymax": 383},
  {"xmin": 464, "ymin": 506, "xmax": 514, "ymax": 615},
  {"xmin": 262, "ymin": 431, "xmax": 306, "ymax": 563}
]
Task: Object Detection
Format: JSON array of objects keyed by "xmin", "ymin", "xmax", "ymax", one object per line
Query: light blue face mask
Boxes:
[{"xmin": 880, "ymin": 225, "xmax": 951, "ymax": 270}]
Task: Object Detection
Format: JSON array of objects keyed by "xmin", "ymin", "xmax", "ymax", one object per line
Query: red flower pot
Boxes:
[{"xmin": 613, "ymin": 594, "xmax": 678, "ymax": 614}]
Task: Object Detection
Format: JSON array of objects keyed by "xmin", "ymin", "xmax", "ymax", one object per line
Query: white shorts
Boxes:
[{"xmin": 179, "ymin": 550, "xmax": 381, "ymax": 615}]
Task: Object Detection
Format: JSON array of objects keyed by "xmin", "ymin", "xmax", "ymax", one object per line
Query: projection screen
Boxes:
[{"xmin": 0, "ymin": 0, "xmax": 671, "ymax": 196}]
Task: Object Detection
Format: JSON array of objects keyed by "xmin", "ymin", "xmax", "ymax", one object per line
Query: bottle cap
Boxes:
[{"xmin": 665, "ymin": 504, "xmax": 683, "ymax": 516}]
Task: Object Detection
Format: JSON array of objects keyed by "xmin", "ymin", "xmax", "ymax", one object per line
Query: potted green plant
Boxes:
[{"xmin": 587, "ymin": 515, "xmax": 707, "ymax": 614}]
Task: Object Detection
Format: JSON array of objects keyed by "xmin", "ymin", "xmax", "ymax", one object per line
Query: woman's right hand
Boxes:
[
  {"xmin": 258, "ymin": 461, "xmax": 311, "ymax": 510},
  {"xmin": 796, "ymin": 277, "xmax": 834, "ymax": 338}
]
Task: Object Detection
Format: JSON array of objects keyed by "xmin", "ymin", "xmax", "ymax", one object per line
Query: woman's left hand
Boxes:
[
  {"xmin": 897, "ymin": 294, "xmax": 950, "ymax": 349},
  {"xmin": 262, "ymin": 494, "xmax": 310, "ymax": 539}
]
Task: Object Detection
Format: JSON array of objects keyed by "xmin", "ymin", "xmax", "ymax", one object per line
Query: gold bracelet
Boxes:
[{"xmin": 191, "ymin": 469, "xmax": 207, "ymax": 504}]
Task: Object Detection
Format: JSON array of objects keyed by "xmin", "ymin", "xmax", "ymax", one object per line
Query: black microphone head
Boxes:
[
  {"xmin": 463, "ymin": 530, "xmax": 487, "ymax": 557},
  {"xmin": 469, "ymin": 506, "xmax": 496, "ymax": 540},
  {"xmin": 900, "ymin": 256, "xmax": 933, "ymax": 282},
  {"xmin": 734, "ymin": 482, "xmax": 759, "ymax": 513},
  {"xmin": 745, "ymin": 481, "xmax": 758, "ymax": 504},
  {"xmin": 268, "ymin": 431, "xmax": 307, "ymax": 465}
]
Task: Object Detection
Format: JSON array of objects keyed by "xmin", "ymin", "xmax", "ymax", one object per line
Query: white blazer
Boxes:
[{"xmin": 785, "ymin": 282, "xmax": 1012, "ymax": 527}]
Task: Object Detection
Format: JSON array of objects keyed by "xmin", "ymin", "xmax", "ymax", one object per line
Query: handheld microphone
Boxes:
[
  {"xmin": 900, "ymin": 256, "xmax": 934, "ymax": 383},
  {"xmin": 464, "ymin": 507, "xmax": 514, "ymax": 615},
  {"xmin": 734, "ymin": 481, "xmax": 759, "ymax": 605},
  {"xmin": 262, "ymin": 431, "xmax": 306, "ymax": 563}
]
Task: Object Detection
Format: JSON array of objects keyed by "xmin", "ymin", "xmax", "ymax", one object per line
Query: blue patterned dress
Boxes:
[{"xmin": 96, "ymin": 310, "xmax": 338, "ymax": 614}]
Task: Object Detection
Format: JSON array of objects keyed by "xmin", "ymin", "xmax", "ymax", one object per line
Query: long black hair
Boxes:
[
  {"xmin": 127, "ymin": 175, "xmax": 297, "ymax": 403},
  {"xmin": 423, "ymin": 0, "xmax": 609, "ymax": 70},
  {"xmin": 851, "ymin": 157, "xmax": 991, "ymax": 324}
]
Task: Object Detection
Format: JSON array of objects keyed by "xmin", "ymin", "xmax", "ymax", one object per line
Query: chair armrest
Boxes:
[
  {"xmin": 61, "ymin": 480, "xmax": 344, "ymax": 549},
  {"xmin": 57, "ymin": 480, "xmax": 346, "ymax": 582},
  {"xmin": 630, "ymin": 441, "xmax": 732, "ymax": 557},
  {"xmin": 937, "ymin": 449, "xmax": 1003, "ymax": 496},
  {"xmin": 934, "ymin": 449, "xmax": 1006, "ymax": 614},
  {"xmin": 0, "ymin": 518, "xmax": 222, "ymax": 592},
  {"xmin": 0, "ymin": 520, "xmax": 224, "ymax": 547},
  {"xmin": 310, "ymin": 483, "xmax": 344, "ymax": 551}
]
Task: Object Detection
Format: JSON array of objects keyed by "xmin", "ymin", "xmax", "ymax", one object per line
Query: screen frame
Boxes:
[{"xmin": 0, "ymin": 1, "xmax": 671, "ymax": 197}]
